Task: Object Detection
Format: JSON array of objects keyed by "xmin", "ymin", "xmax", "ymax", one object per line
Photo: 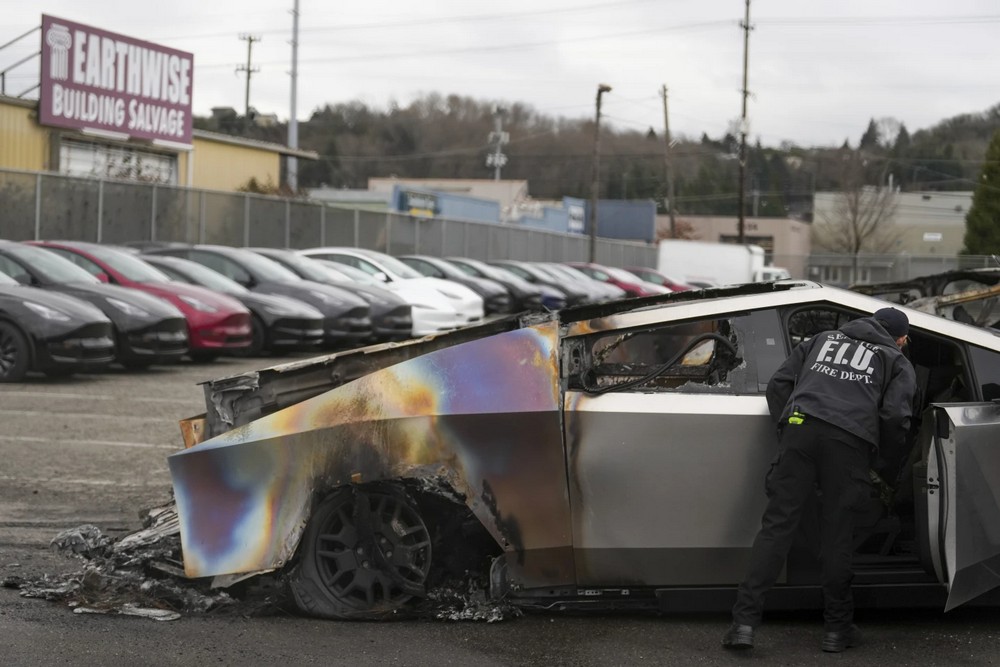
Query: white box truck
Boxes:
[{"xmin": 657, "ymin": 240, "xmax": 790, "ymax": 287}]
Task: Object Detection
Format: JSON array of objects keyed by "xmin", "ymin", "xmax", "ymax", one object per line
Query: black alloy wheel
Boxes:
[
  {"xmin": 289, "ymin": 486, "xmax": 432, "ymax": 619},
  {"xmin": 0, "ymin": 321, "xmax": 30, "ymax": 382}
]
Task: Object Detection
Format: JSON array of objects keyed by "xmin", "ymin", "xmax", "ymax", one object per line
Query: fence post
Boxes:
[
  {"xmin": 320, "ymin": 204, "xmax": 326, "ymax": 246},
  {"xmin": 414, "ymin": 217, "xmax": 420, "ymax": 254},
  {"xmin": 353, "ymin": 209, "xmax": 359, "ymax": 247},
  {"xmin": 199, "ymin": 191, "xmax": 206, "ymax": 243},
  {"xmin": 243, "ymin": 194, "xmax": 250, "ymax": 246},
  {"xmin": 151, "ymin": 184, "xmax": 157, "ymax": 241},
  {"xmin": 96, "ymin": 179, "xmax": 104, "ymax": 243},
  {"xmin": 34, "ymin": 173, "xmax": 41, "ymax": 240},
  {"xmin": 385, "ymin": 212, "xmax": 392, "ymax": 253},
  {"xmin": 285, "ymin": 200, "xmax": 291, "ymax": 248},
  {"xmin": 441, "ymin": 219, "xmax": 447, "ymax": 255}
]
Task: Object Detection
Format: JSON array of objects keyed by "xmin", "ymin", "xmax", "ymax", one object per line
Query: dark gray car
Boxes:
[
  {"xmin": 142, "ymin": 254, "xmax": 325, "ymax": 356},
  {"xmin": 0, "ymin": 241, "xmax": 187, "ymax": 367},
  {"xmin": 143, "ymin": 245, "xmax": 373, "ymax": 348}
]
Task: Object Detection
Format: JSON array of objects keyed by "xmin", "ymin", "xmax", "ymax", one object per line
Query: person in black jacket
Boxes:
[{"xmin": 722, "ymin": 307, "xmax": 916, "ymax": 653}]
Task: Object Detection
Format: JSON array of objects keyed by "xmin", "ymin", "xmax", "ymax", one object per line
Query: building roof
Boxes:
[{"xmin": 192, "ymin": 129, "xmax": 318, "ymax": 160}]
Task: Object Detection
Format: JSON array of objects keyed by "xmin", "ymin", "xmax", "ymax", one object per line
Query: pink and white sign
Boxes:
[{"xmin": 39, "ymin": 14, "xmax": 194, "ymax": 144}]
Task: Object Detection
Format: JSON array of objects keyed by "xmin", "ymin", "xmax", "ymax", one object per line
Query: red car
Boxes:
[
  {"xmin": 625, "ymin": 266, "xmax": 694, "ymax": 292},
  {"xmin": 565, "ymin": 262, "xmax": 671, "ymax": 297},
  {"xmin": 30, "ymin": 241, "xmax": 252, "ymax": 361}
]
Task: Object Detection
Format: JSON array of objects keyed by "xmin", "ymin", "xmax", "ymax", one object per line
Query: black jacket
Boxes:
[{"xmin": 766, "ymin": 317, "xmax": 916, "ymax": 453}]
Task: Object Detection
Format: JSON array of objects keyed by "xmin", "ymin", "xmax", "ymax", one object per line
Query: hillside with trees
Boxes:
[{"xmin": 194, "ymin": 95, "xmax": 1000, "ymax": 220}]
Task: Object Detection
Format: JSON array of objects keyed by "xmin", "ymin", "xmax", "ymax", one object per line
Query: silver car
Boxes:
[{"xmin": 168, "ymin": 280, "xmax": 1000, "ymax": 619}]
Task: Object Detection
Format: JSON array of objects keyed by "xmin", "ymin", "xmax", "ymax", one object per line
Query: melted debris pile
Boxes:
[
  {"xmin": 418, "ymin": 574, "xmax": 521, "ymax": 623},
  {"xmin": 2, "ymin": 498, "xmax": 520, "ymax": 623},
  {"xmin": 1, "ymin": 501, "xmax": 240, "ymax": 621}
]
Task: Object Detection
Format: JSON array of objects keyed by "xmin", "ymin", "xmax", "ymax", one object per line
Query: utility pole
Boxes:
[
  {"xmin": 236, "ymin": 34, "xmax": 261, "ymax": 119},
  {"xmin": 589, "ymin": 84, "xmax": 612, "ymax": 263},
  {"xmin": 660, "ymin": 84, "xmax": 677, "ymax": 237},
  {"xmin": 737, "ymin": 0, "xmax": 752, "ymax": 244},
  {"xmin": 486, "ymin": 106, "xmax": 508, "ymax": 181},
  {"xmin": 287, "ymin": 0, "xmax": 300, "ymax": 192}
]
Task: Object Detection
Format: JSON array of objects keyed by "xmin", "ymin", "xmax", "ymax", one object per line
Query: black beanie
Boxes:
[{"xmin": 874, "ymin": 307, "xmax": 909, "ymax": 338}]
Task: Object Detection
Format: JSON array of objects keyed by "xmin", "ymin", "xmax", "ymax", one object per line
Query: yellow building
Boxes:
[{"xmin": 0, "ymin": 95, "xmax": 315, "ymax": 191}]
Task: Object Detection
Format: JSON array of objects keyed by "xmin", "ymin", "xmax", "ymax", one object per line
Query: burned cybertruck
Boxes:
[{"xmin": 169, "ymin": 281, "xmax": 1000, "ymax": 619}]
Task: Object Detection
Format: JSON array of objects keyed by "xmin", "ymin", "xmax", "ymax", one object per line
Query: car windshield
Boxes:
[
  {"xmin": 228, "ymin": 250, "xmax": 302, "ymax": 282},
  {"xmin": 316, "ymin": 260, "xmax": 378, "ymax": 285},
  {"xmin": 83, "ymin": 244, "xmax": 172, "ymax": 282},
  {"xmin": 606, "ymin": 267, "xmax": 644, "ymax": 283},
  {"xmin": 157, "ymin": 259, "xmax": 248, "ymax": 294},
  {"xmin": 264, "ymin": 252, "xmax": 332, "ymax": 283},
  {"xmin": 355, "ymin": 250, "xmax": 423, "ymax": 279},
  {"xmin": 8, "ymin": 244, "xmax": 99, "ymax": 284}
]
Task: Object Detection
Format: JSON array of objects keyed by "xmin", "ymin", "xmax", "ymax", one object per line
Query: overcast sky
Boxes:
[{"xmin": 4, "ymin": 1, "xmax": 999, "ymax": 148}]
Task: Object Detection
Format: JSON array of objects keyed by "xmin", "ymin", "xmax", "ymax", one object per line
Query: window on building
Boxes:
[{"xmin": 59, "ymin": 139, "xmax": 177, "ymax": 184}]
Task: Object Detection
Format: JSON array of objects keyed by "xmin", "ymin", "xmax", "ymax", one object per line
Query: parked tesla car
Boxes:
[
  {"xmin": 142, "ymin": 245, "xmax": 373, "ymax": 349},
  {"xmin": 141, "ymin": 255, "xmax": 325, "ymax": 356},
  {"xmin": 0, "ymin": 241, "xmax": 188, "ymax": 368},
  {"xmin": 308, "ymin": 260, "xmax": 458, "ymax": 338},
  {"xmin": 169, "ymin": 280, "xmax": 1000, "ymax": 620},
  {"xmin": 566, "ymin": 261, "xmax": 671, "ymax": 297},
  {"xmin": 29, "ymin": 241, "xmax": 251, "ymax": 362},
  {"xmin": 299, "ymin": 247, "xmax": 484, "ymax": 331},
  {"xmin": 397, "ymin": 254, "xmax": 512, "ymax": 315},
  {"xmin": 537, "ymin": 261, "xmax": 626, "ymax": 303},
  {"xmin": 0, "ymin": 271, "xmax": 115, "ymax": 381},
  {"xmin": 443, "ymin": 257, "xmax": 551, "ymax": 312},
  {"xmin": 626, "ymin": 266, "xmax": 694, "ymax": 292},
  {"xmin": 491, "ymin": 259, "xmax": 593, "ymax": 307},
  {"xmin": 246, "ymin": 248, "xmax": 413, "ymax": 343}
]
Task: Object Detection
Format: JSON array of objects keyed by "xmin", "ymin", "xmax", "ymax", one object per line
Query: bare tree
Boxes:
[{"xmin": 814, "ymin": 150, "xmax": 901, "ymax": 284}]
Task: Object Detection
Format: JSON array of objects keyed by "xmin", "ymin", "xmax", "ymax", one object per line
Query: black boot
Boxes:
[
  {"xmin": 722, "ymin": 623, "xmax": 754, "ymax": 650},
  {"xmin": 822, "ymin": 624, "xmax": 862, "ymax": 652}
]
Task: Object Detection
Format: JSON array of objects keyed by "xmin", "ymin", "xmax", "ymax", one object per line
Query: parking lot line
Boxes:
[
  {"xmin": 0, "ymin": 435, "xmax": 177, "ymax": 450},
  {"xmin": 0, "ymin": 475, "xmax": 169, "ymax": 488},
  {"xmin": 0, "ymin": 409, "xmax": 179, "ymax": 423},
  {"xmin": 0, "ymin": 391, "xmax": 195, "ymax": 405}
]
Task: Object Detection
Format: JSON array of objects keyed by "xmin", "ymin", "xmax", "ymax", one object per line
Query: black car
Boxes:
[
  {"xmin": 443, "ymin": 257, "xmax": 546, "ymax": 312},
  {"xmin": 142, "ymin": 245, "xmax": 374, "ymax": 348},
  {"xmin": 141, "ymin": 255, "xmax": 325, "ymax": 356},
  {"xmin": 490, "ymin": 259, "xmax": 593, "ymax": 307},
  {"xmin": 397, "ymin": 254, "xmax": 512, "ymax": 315},
  {"xmin": 0, "ymin": 272, "xmax": 115, "ymax": 381},
  {"xmin": 0, "ymin": 242, "xmax": 188, "ymax": 368},
  {"xmin": 247, "ymin": 248, "xmax": 413, "ymax": 343}
]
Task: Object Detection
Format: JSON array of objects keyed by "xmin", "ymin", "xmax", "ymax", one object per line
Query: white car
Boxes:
[
  {"xmin": 299, "ymin": 248, "xmax": 484, "ymax": 334},
  {"xmin": 312, "ymin": 259, "xmax": 460, "ymax": 337}
]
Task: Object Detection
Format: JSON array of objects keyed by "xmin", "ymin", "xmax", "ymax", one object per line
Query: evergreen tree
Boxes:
[
  {"xmin": 859, "ymin": 118, "xmax": 880, "ymax": 149},
  {"xmin": 962, "ymin": 130, "xmax": 1000, "ymax": 253}
]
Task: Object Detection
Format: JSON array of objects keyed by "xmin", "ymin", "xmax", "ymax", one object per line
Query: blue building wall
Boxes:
[
  {"xmin": 513, "ymin": 206, "xmax": 571, "ymax": 233},
  {"xmin": 390, "ymin": 185, "xmax": 500, "ymax": 223},
  {"xmin": 582, "ymin": 199, "xmax": 656, "ymax": 242}
]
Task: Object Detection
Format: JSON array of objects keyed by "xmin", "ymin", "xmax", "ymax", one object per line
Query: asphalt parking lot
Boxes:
[{"xmin": 1, "ymin": 354, "xmax": 999, "ymax": 665}]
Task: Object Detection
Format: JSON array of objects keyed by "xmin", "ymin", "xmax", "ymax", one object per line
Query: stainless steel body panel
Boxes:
[{"xmin": 565, "ymin": 392, "xmax": 774, "ymax": 585}]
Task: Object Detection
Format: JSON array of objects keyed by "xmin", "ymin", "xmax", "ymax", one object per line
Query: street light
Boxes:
[{"xmin": 589, "ymin": 83, "xmax": 612, "ymax": 263}]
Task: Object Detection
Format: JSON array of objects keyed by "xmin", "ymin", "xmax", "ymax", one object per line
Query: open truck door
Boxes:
[{"xmin": 926, "ymin": 403, "xmax": 1000, "ymax": 611}]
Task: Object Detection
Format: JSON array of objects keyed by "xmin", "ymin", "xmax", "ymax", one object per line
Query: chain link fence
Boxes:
[{"xmin": 0, "ymin": 167, "xmax": 655, "ymax": 267}]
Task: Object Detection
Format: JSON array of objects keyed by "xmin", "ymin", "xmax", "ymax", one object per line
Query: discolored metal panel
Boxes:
[{"xmin": 169, "ymin": 321, "xmax": 573, "ymax": 584}]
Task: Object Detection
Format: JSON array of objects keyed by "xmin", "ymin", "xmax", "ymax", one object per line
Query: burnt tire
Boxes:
[
  {"xmin": 288, "ymin": 485, "xmax": 432, "ymax": 620},
  {"xmin": 0, "ymin": 321, "xmax": 30, "ymax": 382}
]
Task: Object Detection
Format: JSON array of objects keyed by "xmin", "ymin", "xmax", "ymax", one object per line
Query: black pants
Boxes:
[{"xmin": 732, "ymin": 417, "xmax": 871, "ymax": 632}]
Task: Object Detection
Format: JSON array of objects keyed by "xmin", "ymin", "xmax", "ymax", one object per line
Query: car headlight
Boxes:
[
  {"xmin": 178, "ymin": 295, "xmax": 218, "ymax": 313},
  {"xmin": 106, "ymin": 297, "xmax": 150, "ymax": 318},
  {"xmin": 24, "ymin": 301, "xmax": 72, "ymax": 322},
  {"xmin": 309, "ymin": 290, "xmax": 344, "ymax": 307}
]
